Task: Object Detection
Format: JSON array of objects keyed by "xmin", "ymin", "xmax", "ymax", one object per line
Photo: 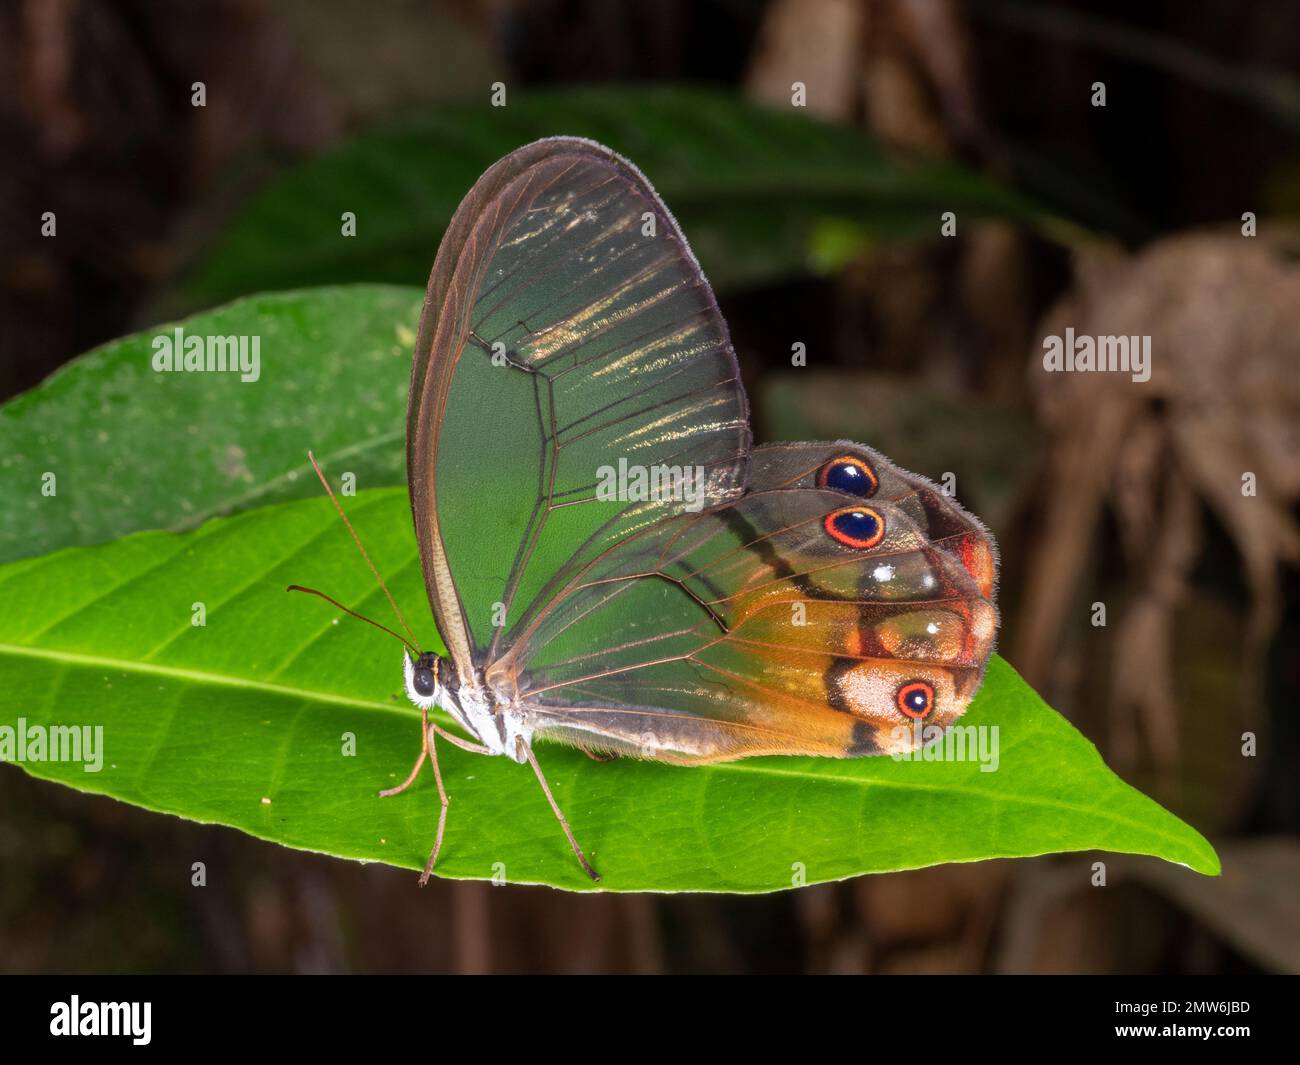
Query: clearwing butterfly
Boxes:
[{"xmin": 298, "ymin": 137, "xmax": 998, "ymax": 884}]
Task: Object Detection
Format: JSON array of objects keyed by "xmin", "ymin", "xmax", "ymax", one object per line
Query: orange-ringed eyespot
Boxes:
[
  {"xmin": 818, "ymin": 454, "xmax": 878, "ymax": 498},
  {"xmin": 897, "ymin": 680, "xmax": 934, "ymax": 719},
  {"xmin": 824, "ymin": 506, "xmax": 886, "ymax": 549}
]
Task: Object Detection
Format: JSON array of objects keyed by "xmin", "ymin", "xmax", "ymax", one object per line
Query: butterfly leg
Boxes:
[
  {"xmin": 378, "ymin": 709, "xmax": 482, "ymax": 885},
  {"xmin": 517, "ymin": 736, "xmax": 600, "ymax": 883},
  {"xmin": 415, "ymin": 722, "xmax": 497, "ymax": 883},
  {"xmin": 378, "ymin": 706, "xmax": 430, "ymax": 798},
  {"xmin": 429, "ymin": 720, "xmax": 492, "ymax": 756},
  {"xmin": 417, "ymin": 731, "xmax": 450, "ymax": 887}
]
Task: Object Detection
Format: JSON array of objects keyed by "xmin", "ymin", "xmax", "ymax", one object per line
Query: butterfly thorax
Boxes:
[{"xmin": 401, "ymin": 653, "xmax": 532, "ymax": 763}]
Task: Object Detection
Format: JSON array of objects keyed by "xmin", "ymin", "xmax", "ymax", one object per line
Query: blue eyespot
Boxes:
[
  {"xmin": 824, "ymin": 506, "xmax": 886, "ymax": 549},
  {"xmin": 818, "ymin": 455, "xmax": 878, "ymax": 498},
  {"xmin": 897, "ymin": 680, "xmax": 935, "ymax": 719}
]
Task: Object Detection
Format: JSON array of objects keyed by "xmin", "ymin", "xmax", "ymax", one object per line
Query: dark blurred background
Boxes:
[{"xmin": 1, "ymin": 0, "xmax": 1297, "ymax": 973}]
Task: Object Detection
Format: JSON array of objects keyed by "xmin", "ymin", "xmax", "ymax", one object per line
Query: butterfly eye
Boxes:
[
  {"xmin": 818, "ymin": 455, "xmax": 878, "ymax": 498},
  {"xmin": 413, "ymin": 667, "xmax": 435, "ymax": 697},
  {"xmin": 824, "ymin": 506, "xmax": 886, "ymax": 549},
  {"xmin": 897, "ymin": 680, "xmax": 935, "ymax": 719}
]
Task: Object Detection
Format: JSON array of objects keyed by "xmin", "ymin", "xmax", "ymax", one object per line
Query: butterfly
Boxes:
[{"xmin": 297, "ymin": 137, "xmax": 998, "ymax": 885}]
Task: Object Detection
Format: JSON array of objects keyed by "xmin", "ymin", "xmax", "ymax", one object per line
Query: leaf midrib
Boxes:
[
  {"xmin": 0, "ymin": 641, "xmax": 396, "ymax": 715},
  {"xmin": 0, "ymin": 640, "xmax": 1207, "ymax": 862}
]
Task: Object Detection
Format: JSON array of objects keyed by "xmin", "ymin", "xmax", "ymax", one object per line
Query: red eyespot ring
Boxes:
[
  {"xmin": 824, "ymin": 506, "xmax": 886, "ymax": 549},
  {"xmin": 817, "ymin": 454, "xmax": 879, "ymax": 498},
  {"xmin": 897, "ymin": 680, "xmax": 935, "ymax": 719}
]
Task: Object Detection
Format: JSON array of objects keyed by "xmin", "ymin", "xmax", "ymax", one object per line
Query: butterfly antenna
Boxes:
[
  {"xmin": 306, "ymin": 449, "xmax": 422, "ymax": 650},
  {"xmin": 287, "ymin": 584, "xmax": 419, "ymax": 657}
]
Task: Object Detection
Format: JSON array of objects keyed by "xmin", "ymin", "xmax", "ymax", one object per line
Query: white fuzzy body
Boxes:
[{"xmin": 402, "ymin": 654, "xmax": 533, "ymax": 763}]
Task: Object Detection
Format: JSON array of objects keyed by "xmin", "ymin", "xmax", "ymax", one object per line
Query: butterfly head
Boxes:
[
  {"xmin": 403, "ymin": 650, "xmax": 444, "ymax": 710},
  {"xmin": 401, "ymin": 651, "xmax": 524, "ymax": 760}
]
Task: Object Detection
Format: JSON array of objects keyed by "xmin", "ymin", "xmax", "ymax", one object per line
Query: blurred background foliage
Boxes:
[{"xmin": 0, "ymin": 0, "xmax": 1297, "ymax": 973}]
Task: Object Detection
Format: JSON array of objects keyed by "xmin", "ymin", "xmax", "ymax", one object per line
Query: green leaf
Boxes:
[
  {"xmin": 0, "ymin": 285, "xmax": 422, "ymax": 566},
  {"xmin": 171, "ymin": 85, "xmax": 1048, "ymax": 311},
  {"xmin": 0, "ymin": 489, "xmax": 1220, "ymax": 892}
]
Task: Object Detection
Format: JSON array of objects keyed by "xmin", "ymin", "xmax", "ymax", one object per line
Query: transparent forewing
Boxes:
[
  {"xmin": 500, "ymin": 453, "xmax": 998, "ymax": 763},
  {"xmin": 408, "ymin": 138, "xmax": 750, "ymax": 679}
]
